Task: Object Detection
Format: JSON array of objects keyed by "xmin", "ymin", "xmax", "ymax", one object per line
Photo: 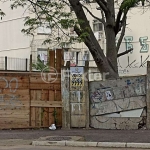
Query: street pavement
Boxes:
[
  {"xmin": 0, "ymin": 146, "xmax": 148, "ymax": 150},
  {"xmin": 0, "ymin": 128, "xmax": 150, "ymax": 149},
  {"xmin": 0, "ymin": 128, "xmax": 149, "ymax": 143}
]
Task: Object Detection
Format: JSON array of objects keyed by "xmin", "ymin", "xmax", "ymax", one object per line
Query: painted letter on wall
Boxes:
[
  {"xmin": 124, "ymin": 36, "xmax": 133, "ymax": 53},
  {"xmin": 139, "ymin": 36, "xmax": 149, "ymax": 53}
]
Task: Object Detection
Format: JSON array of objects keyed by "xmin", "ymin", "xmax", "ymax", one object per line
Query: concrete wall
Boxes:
[{"xmin": 89, "ymin": 76, "xmax": 146, "ymax": 129}]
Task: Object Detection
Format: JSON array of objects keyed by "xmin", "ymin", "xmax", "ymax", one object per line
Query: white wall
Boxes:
[
  {"xmin": 77, "ymin": 3, "xmax": 150, "ymax": 77},
  {"xmin": 0, "ymin": 1, "xmax": 32, "ymax": 59},
  {"xmin": 0, "ymin": 1, "xmax": 149, "ymax": 75},
  {"xmin": 118, "ymin": 7, "xmax": 150, "ymax": 76}
]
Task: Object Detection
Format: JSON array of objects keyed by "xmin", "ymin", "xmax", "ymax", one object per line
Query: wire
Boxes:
[
  {"xmin": 0, "ymin": 17, "xmax": 26, "ymax": 24},
  {"xmin": 0, "ymin": 47, "xmax": 30, "ymax": 52}
]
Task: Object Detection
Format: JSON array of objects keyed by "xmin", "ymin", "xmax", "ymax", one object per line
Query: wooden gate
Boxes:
[
  {"xmin": 30, "ymin": 49, "xmax": 63, "ymax": 128},
  {"xmin": 0, "ymin": 49, "xmax": 63, "ymax": 129}
]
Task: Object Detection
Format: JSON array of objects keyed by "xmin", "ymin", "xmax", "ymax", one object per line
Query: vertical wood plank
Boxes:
[
  {"xmin": 35, "ymin": 90, "xmax": 42, "ymax": 127},
  {"xmin": 49, "ymin": 90, "xmax": 55, "ymax": 125},
  {"xmin": 56, "ymin": 49, "xmax": 62, "ymax": 73},
  {"xmin": 31, "ymin": 107, "xmax": 36, "ymax": 127},
  {"xmin": 35, "ymin": 107, "xmax": 42, "ymax": 127},
  {"xmin": 49, "ymin": 50, "xmax": 56, "ymax": 126},
  {"xmin": 55, "ymin": 49, "xmax": 62, "ymax": 126},
  {"xmin": 49, "ymin": 50, "xmax": 55, "ymax": 68},
  {"xmin": 55, "ymin": 90, "xmax": 62, "ymax": 126},
  {"xmin": 41, "ymin": 90, "xmax": 49, "ymax": 127},
  {"xmin": 30, "ymin": 90, "xmax": 36, "ymax": 127}
]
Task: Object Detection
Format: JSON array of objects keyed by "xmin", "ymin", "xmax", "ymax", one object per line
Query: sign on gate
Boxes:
[{"xmin": 70, "ymin": 67, "xmax": 84, "ymax": 90}]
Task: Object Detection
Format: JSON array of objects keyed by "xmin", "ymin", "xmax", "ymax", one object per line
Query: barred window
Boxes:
[{"xmin": 93, "ymin": 20, "xmax": 103, "ymax": 32}]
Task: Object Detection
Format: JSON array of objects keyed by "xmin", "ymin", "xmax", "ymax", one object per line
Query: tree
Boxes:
[{"xmin": 2, "ymin": 0, "xmax": 148, "ymax": 78}]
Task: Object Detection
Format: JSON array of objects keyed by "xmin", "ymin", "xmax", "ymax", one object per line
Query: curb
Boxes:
[{"xmin": 32, "ymin": 141, "xmax": 150, "ymax": 148}]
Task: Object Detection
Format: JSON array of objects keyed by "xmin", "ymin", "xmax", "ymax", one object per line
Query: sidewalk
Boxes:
[
  {"xmin": 0, "ymin": 128, "xmax": 149, "ymax": 143},
  {"xmin": 0, "ymin": 128, "xmax": 150, "ymax": 148}
]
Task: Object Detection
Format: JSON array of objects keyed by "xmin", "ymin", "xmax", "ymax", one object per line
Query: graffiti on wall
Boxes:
[
  {"xmin": 89, "ymin": 76, "xmax": 146, "ymax": 129},
  {"xmin": 0, "ymin": 77, "xmax": 22, "ymax": 109},
  {"xmin": 118, "ymin": 55, "xmax": 149, "ymax": 68},
  {"xmin": 124, "ymin": 36, "xmax": 149, "ymax": 53},
  {"xmin": 124, "ymin": 36, "xmax": 134, "ymax": 53},
  {"xmin": 118, "ymin": 36, "xmax": 150, "ymax": 75}
]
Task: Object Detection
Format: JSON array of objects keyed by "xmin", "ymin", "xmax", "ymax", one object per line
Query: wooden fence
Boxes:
[{"xmin": 0, "ymin": 50, "xmax": 63, "ymax": 129}]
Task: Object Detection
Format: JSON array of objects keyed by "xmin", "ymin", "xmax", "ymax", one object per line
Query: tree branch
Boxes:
[
  {"xmin": 81, "ymin": 4, "xmax": 105, "ymax": 24},
  {"xmin": 116, "ymin": 19, "xmax": 126, "ymax": 53},
  {"xmin": 117, "ymin": 48, "xmax": 133, "ymax": 57},
  {"xmin": 60, "ymin": 0, "xmax": 71, "ymax": 7},
  {"xmin": 99, "ymin": 7, "xmax": 106, "ymax": 35},
  {"xmin": 115, "ymin": 9, "xmax": 123, "ymax": 35},
  {"xmin": 95, "ymin": 0, "xmax": 108, "ymax": 14},
  {"xmin": 116, "ymin": 10, "xmax": 127, "ymax": 52},
  {"xmin": 68, "ymin": 0, "xmax": 90, "ymax": 30},
  {"xmin": 26, "ymin": 0, "xmax": 71, "ymax": 37}
]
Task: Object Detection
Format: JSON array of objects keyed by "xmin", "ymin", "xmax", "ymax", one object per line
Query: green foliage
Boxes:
[
  {"xmin": 59, "ymin": 19, "xmax": 75, "ymax": 29},
  {"xmin": 6, "ymin": 0, "xmax": 89, "ymax": 46},
  {"xmin": 10, "ymin": 0, "xmax": 27, "ymax": 9},
  {"xmin": 32, "ymin": 56, "xmax": 49, "ymax": 71},
  {"xmin": 121, "ymin": 0, "xmax": 147, "ymax": 11}
]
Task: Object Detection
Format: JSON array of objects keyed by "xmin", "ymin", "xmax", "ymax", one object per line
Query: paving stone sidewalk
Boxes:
[{"xmin": 0, "ymin": 128, "xmax": 149, "ymax": 143}]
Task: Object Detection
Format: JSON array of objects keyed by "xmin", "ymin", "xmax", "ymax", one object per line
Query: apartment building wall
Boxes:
[
  {"xmin": 69, "ymin": 3, "xmax": 150, "ymax": 79},
  {"xmin": 0, "ymin": 1, "xmax": 32, "ymax": 58},
  {"xmin": 118, "ymin": 7, "xmax": 150, "ymax": 76},
  {"xmin": 0, "ymin": 1, "xmax": 150, "ymax": 76}
]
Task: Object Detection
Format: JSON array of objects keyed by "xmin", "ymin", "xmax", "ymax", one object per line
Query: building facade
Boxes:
[{"xmin": 0, "ymin": 1, "xmax": 150, "ymax": 77}]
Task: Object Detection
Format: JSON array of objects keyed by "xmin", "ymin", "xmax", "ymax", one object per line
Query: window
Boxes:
[
  {"xmin": 69, "ymin": 27, "xmax": 78, "ymax": 38},
  {"xmin": 85, "ymin": 0, "xmax": 96, "ymax": 3},
  {"xmin": 37, "ymin": 0, "xmax": 49, "ymax": 2},
  {"xmin": 93, "ymin": 20, "xmax": 103, "ymax": 32},
  {"xmin": 83, "ymin": 51, "xmax": 89, "ymax": 61},
  {"xmin": 80, "ymin": 0, "xmax": 96, "ymax": 3},
  {"xmin": 70, "ymin": 51, "xmax": 76, "ymax": 66},
  {"xmin": 37, "ymin": 48, "xmax": 48, "ymax": 65},
  {"xmin": 37, "ymin": 22, "xmax": 51, "ymax": 35}
]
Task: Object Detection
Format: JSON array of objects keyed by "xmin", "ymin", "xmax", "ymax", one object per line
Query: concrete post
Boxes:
[
  {"xmin": 146, "ymin": 61, "xmax": 150, "ymax": 129},
  {"xmin": 61, "ymin": 61, "xmax": 70, "ymax": 129},
  {"xmin": 85, "ymin": 61, "xmax": 89, "ymax": 129}
]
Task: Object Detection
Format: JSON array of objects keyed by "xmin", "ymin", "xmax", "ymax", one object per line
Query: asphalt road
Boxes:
[{"xmin": 0, "ymin": 146, "xmax": 147, "ymax": 150}]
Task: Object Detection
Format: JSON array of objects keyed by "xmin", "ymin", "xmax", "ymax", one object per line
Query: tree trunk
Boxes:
[
  {"xmin": 105, "ymin": 1, "xmax": 118, "ymax": 75},
  {"xmin": 69, "ymin": 0, "xmax": 119, "ymax": 79},
  {"xmin": 84, "ymin": 31, "xmax": 119, "ymax": 79},
  {"xmin": 105, "ymin": 20, "xmax": 118, "ymax": 74}
]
